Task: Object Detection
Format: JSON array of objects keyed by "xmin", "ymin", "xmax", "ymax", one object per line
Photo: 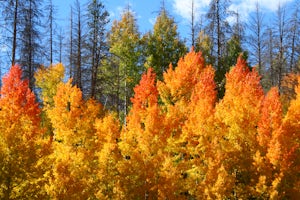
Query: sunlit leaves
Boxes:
[
  {"xmin": 94, "ymin": 114, "xmax": 121, "ymax": 199},
  {"xmin": 158, "ymin": 50, "xmax": 205, "ymax": 106},
  {"xmin": 2, "ymin": 51, "xmax": 300, "ymax": 199},
  {"xmin": 213, "ymin": 57, "xmax": 264, "ymax": 198},
  {"xmin": 144, "ymin": 8, "xmax": 187, "ymax": 80},
  {"xmin": 0, "ymin": 65, "xmax": 44, "ymax": 199},
  {"xmin": 118, "ymin": 68, "xmax": 164, "ymax": 199},
  {"xmin": 46, "ymin": 79, "xmax": 103, "ymax": 199},
  {"xmin": 35, "ymin": 63, "xmax": 65, "ymax": 108}
]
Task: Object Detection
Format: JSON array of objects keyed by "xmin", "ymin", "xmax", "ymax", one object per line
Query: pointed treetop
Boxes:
[{"xmin": 160, "ymin": 0, "xmax": 166, "ymax": 12}]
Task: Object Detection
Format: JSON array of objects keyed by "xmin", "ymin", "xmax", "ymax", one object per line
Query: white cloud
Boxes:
[
  {"xmin": 172, "ymin": 0, "xmax": 210, "ymax": 21},
  {"xmin": 109, "ymin": 5, "xmax": 130, "ymax": 22},
  {"xmin": 256, "ymin": 0, "xmax": 293, "ymax": 12},
  {"xmin": 116, "ymin": 6, "xmax": 123, "ymax": 16},
  {"xmin": 229, "ymin": 0, "xmax": 294, "ymax": 21},
  {"xmin": 0, "ymin": 45, "xmax": 8, "ymax": 53},
  {"xmin": 149, "ymin": 17, "xmax": 156, "ymax": 25},
  {"xmin": 172, "ymin": 0, "xmax": 294, "ymax": 23},
  {"xmin": 109, "ymin": 11, "xmax": 115, "ymax": 19}
]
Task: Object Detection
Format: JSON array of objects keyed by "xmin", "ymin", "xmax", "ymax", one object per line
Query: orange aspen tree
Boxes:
[
  {"xmin": 45, "ymin": 80, "xmax": 102, "ymax": 199},
  {"xmin": 257, "ymin": 87, "xmax": 282, "ymax": 151},
  {"xmin": 157, "ymin": 49, "xmax": 206, "ymax": 157},
  {"xmin": 276, "ymin": 75, "xmax": 300, "ymax": 198},
  {"xmin": 213, "ymin": 57, "xmax": 264, "ymax": 198},
  {"xmin": 280, "ymin": 73, "xmax": 298, "ymax": 112},
  {"xmin": 0, "ymin": 65, "xmax": 45, "ymax": 199},
  {"xmin": 179, "ymin": 66, "xmax": 218, "ymax": 198},
  {"xmin": 157, "ymin": 50, "xmax": 211, "ymax": 198},
  {"xmin": 158, "ymin": 49, "xmax": 205, "ymax": 106},
  {"xmin": 118, "ymin": 68, "xmax": 165, "ymax": 199},
  {"xmin": 253, "ymin": 87, "xmax": 283, "ymax": 198},
  {"xmin": 157, "ymin": 50, "xmax": 206, "ymax": 140}
]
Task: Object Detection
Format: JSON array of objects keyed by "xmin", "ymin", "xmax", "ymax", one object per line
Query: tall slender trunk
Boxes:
[
  {"xmin": 49, "ymin": 0, "xmax": 53, "ymax": 64},
  {"xmin": 91, "ymin": 12, "xmax": 97, "ymax": 98},
  {"xmin": 12, "ymin": 0, "xmax": 18, "ymax": 66},
  {"xmin": 289, "ymin": 6, "xmax": 298, "ymax": 72},
  {"xmin": 28, "ymin": 0, "xmax": 33, "ymax": 89},
  {"xmin": 268, "ymin": 29, "xmax": 274, "ymax": 86},
  {"xmin": 75, "ymin": 0, "xmax": 82, "ymax": 90},
  {"xmin": 216, "ymin": 0, "xmax": 221, "ymax": 70},
  {"xmin": 69, "ymin": 6, "xmax": 73, "ymax": 79},
  {"xmin": 191, "ymin": 0, "xmax": 195, "ymax": 47},
  {"xmin": 59, "ymin": 29, "xmax": 63, "ymax": 63},
  {"xmin": 4, "ymin": 174, "xmax": 11, "ymax": 199}
]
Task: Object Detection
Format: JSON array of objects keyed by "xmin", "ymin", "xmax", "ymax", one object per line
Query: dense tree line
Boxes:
[
  {"xmin": 1, "ymin": 0, "xmax": 299, "ymax": 116},
  {"xmin": 1, "ymin": 0, "xmax": 300, "ymax": 198},
  {"xmin": 1, "ymin": 51, "xmax": 300, "ymax": 198}
]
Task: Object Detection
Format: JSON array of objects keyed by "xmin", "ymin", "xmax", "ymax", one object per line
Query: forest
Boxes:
[{"xmin": 1, "ymin": 0, "xmax": 300, "ymax": 199}]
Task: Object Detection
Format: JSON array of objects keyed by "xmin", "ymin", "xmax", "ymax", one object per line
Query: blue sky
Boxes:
[
  {"xmin": 52, "ymin": 0, "xmax": 296, "ymax": 45},
  {"xmin": 0, "ymin": 0, "xmax": 296, "ymax": 76},
  {"xmin": 52, "ymin": 0, "xmax": 166, "ymax": 33}
]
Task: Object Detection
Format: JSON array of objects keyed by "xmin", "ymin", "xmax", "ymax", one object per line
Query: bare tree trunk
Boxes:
[
  {"xmin": 69, "ymin": 6, "xmax": 73, "ymax": 79},
  {"xmin": 248, "ymin": 2, "xmax": 265, "ymax": 77},
  {"xmin": 12, "ymin": 0, "xmax": 18, "ymax": 66},
  {"xmin": 49, "ymin": 0, "xmax": 53, "ymax": 64},
  {"xmin": 256, "ymin": 3, "xmax": 263, "ymax": 74},
  {"xmin": 28, "ymin": 0, "xmax": 33, "ymax": 89},
  {"xmin": 75, "ymin": 0, "xmax": 82, "ymax": 90},
  {"xmin": 190, "ymin": 0, "xmax": 196, "ymax": 47},
  {"xmin": 276, "ymin": 3, "xmax": 287, "ymax": 91},
  {"xmin": 289, "ymin": 5, "xmax": 299, "ymax": 72},
  {"xmin": 268, "ymin": 28, "xmax": 275, "ymax": 86},
  {"xmin": 58, "ymin": 28, "xmax": 63, "ymax": 63},
  {"xmin": 216, "ymin": 0, "xmax": 221, "ymax": 69},
  {"xmin": 90, "ymin": 10, "xmax": 97, "ymax": 98}
]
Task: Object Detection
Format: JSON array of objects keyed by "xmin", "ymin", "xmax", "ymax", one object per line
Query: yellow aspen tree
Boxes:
[
  {"xmin": 46, "ymin": 80, "xmax": 102, "ymax": 199},
  {"xmin": 0, "ymin": 65, "xmax": 45, "ymax": 199},
  {"xmin": 35, "ymin": 63, "xmax": 65, "ymax": 108},
  {"xmin": 118, "ymin": 68, "xmax": 165, "ymax": 199},
  {"xmin": 94, "ymin": 113, "xmax": 122, "ymax": 199},
  {"xmin": 34, "ymin": 63, "xmax": 66, "ymax": 197},
  {"xmin": 35, "ymin": 63, "xmax": 65, "ymax": 139},
  {"xmin": 213, "ymin": 57, "xmax": 264, "ymax": 198}
]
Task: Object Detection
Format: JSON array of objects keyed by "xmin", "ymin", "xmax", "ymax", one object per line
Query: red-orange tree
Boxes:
[
  {"xmin": 118, "ymin": 68, "xmax": 165, "ymax": 199},
  {"xmin": 252, "ymin": 87, "xmax": 284, "ymax": 199},
  {"xmin": 2, "ymin": 51, "xmax": 300, "ymax": 199},
  {"xmin": 0, "ymin": 65, "xmax": 45, "ymax": 199}
]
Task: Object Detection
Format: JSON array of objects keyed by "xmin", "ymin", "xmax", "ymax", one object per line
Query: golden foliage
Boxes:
[
  {"xmin": 2, "ymin": 53, "xmax": 300, "ymax": 199},
  {"xmin": 0, "ymin": 65, "xmax": 45, "ymax": 199}
]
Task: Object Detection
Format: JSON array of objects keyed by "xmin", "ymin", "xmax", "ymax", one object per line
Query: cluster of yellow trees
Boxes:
[{"xmin": 1, "ymin": 50, "xmax": 300, "ymax": 199}]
